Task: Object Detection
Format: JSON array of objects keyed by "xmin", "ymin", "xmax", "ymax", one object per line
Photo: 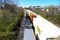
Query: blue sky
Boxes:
[{"xmin": 18, "ymin": 0, "xmax": 60, "ymax": 7}]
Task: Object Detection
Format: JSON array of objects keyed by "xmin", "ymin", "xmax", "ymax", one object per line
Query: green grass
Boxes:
[
  {"xmin": 0, "ymin": 32, "xmax": 16, "ymax": 36},
  {"xmin": 0, "ymin": 9, "xmax": 24, "ymax": 40}
]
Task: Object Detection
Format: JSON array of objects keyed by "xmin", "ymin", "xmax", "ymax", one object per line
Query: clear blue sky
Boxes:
[{"xmin": 17, "ymin": 0, "xmax": 60, "ymax": 7}]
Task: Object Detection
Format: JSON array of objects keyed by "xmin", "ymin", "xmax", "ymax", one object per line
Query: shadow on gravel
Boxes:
[{"xmin": 12, "ymin": 14, "xmax": 24, "ymax": 40}]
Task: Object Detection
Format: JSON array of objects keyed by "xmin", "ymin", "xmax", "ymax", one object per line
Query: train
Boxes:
[{"xmin": 24, "ymin": 9, "xmax": 60, "ymax": 40}]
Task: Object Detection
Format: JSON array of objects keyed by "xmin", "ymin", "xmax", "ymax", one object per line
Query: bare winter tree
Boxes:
[
  {"xmin": 0, "ymin": 0, "xmax": 17, "ymax": 9},
  {"xmin": 0, "ymin": 0, "xmax": 1, "ymax": 8}
]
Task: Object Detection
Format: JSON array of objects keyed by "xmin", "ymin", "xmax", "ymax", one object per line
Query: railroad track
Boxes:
[{"xmin": 17, "ymin": 11, "xmax": 35, "ymax": 40}]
